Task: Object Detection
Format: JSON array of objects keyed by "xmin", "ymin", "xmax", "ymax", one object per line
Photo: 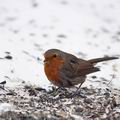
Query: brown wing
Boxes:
[
  {"xmin": 76, "ymin": 61, "xmax": 100, "ymax": 75},
  {"xmin": 61, "ymin": 56, "xmax": 99, "ymax": 78}
]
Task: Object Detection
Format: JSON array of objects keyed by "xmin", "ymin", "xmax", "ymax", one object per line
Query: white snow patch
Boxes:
[
  {"xmin": 0, "ymin": 103, "xmax": 14, "ymax": 113},
  {"xmin": 0, "ymin": 0, "xmax": 120, "ymax": 90}
]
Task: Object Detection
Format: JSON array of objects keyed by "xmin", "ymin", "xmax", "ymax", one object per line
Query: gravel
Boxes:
[{"xmin": 0, "ymin": 84, "xmax": 120, "ymax": 120}]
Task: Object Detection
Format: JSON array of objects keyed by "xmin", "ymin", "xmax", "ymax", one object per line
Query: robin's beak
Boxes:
[
  {"xmin": 44, "ymin": 59, "xmax": 49, "ymax": 64},
  {"xmin": 44, "ymin": 59, "xmax": 47, "ymax": 63}
]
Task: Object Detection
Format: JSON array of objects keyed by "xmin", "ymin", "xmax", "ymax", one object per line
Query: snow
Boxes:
[
  {"xmin": 0, "ymin": 0, "xmax": 120, "ymax": 91},
  {"xmin": 0, "ymin": 103, "xmax": 14, "ymax": 113}
]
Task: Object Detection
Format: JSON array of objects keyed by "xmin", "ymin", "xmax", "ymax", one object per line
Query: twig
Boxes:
[{"xmin": 107, "ymin": 74, "xmax": 116, "ymax": 86}]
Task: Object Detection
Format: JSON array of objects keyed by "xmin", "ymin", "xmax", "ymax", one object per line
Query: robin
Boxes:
[{"xmin": 44, "ymin": 49, "xmax": 118, "ymax": 89}]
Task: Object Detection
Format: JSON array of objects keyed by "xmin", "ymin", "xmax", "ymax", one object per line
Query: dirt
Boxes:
[{"xmin": 0, "ymin": 84, "xmax": 120, "ymax": 120}]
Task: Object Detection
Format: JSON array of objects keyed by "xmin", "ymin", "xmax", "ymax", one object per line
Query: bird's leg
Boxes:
[
  {"xmin": 75, "ymin": 83, "xmax": 83, "ymax": 94},
  {"xmin": 49, "ymin": 86, "xmax": 66, "ymax": 96},
  {"xmin": 70, "ymin": 83, "xmax": 83, "ymax": 97},
  {"xmin": 48, "ymin": 86, "xmax": 59, "ymax": 93},
  {"xmin": 64, "ymin": 83, "xmax": 83, "ymax": 98}
]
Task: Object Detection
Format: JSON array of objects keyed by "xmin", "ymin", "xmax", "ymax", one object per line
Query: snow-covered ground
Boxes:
[
  {"xmin": 0, "ymin": 0, "xmax": 120, "ymax": 91},
  {"xmin": 0, "ymin": 0, "xmax": 120, "ymax": 119}
]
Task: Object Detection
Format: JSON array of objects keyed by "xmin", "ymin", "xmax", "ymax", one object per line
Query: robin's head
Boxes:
[{"xmin": 44, "ymin": 49, "xmax": 64, "ymax": 65}]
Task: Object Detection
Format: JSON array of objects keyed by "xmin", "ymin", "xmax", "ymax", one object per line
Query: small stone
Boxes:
[
  {"xmin": 57, "ymin": 34, "xmax": 67, "ymax": 38},
  {"xmin": 91, "ymin": 76, "xmax": 97, "ymax": 79},
  {"xmin": 5, "ymin": 55, "xmax": 13, "ymax": 60},
  {"xmin": 84, "ymin": 98, "xmax": 93, "ymax": 104},
  {"xmin": 75, "ymin": 107, "xmax": 83, "ymax": 113}
]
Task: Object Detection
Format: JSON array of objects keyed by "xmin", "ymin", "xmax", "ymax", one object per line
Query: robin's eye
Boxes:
[
  {"xmin": 53, "ymin": 54, "xmax": 57, "ymax": 58},
  {"xmin": 70, "ymin": 59, "xmax": 76, "ymax": 64}
]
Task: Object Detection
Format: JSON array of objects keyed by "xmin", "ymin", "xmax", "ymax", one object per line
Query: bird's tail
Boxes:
[{"xmin": 88, "ymin": 57, "xmax": 118, "ymax": 64}]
